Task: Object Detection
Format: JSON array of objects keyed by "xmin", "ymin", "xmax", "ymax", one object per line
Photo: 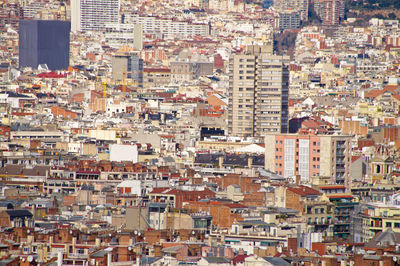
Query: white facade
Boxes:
[
  {"xmin": 109, "ymin": 144, "xmax": 138, "ymax": 163},
  {"xmin": 127, "ymin": 15, "xmax": 209, "ymax": 39},
  {"xmin": 71, "ymin": 0, "xmax": 120, "ymax": 32},
  {"xmin": 104, "ymin": 23, "xmax": 143, "ymax": 49}
]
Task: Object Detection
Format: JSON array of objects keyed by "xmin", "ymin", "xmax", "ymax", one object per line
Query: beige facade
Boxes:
[
  {"xmin": 111, "ymin": 51, "xmax": 143, "ymax": 87},
  {"xmin": 265, "ymin": 133, "xmax": 352, "ymax": 187},
  {"xmin": 274, "ymin": 0, "xmax": 309, "ymax": 21},
  {"xmin": 228, "ymin": 45, "xmax": 289, "ymax": 137},
  {"xmin": 170, "ymin": 61, "xmax": 213, "ymax": 83},
  {"xmin": 143, "ymin": 69, "xmax": 171, "ymax": 87}
]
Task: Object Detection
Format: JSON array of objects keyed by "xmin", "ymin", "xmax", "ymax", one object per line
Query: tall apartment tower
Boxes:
[
  {"xmin": 228, "ymin": 45, "xmax": 290, "ymax": 137},
  {"xmin": 273, "ymin": 0, "xmax": 309, "ymax": 21},
  {"xmin": 71, "ymin": 0, "xmax": 120, "ymax": 32},
  {"xmin": 314, "ymin": 0, "xmax": 344, "ymax": 26}
]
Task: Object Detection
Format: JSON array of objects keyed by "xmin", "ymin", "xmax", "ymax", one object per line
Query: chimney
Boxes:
[
  {"xmin": 248, "ymin": 157, "xmax": 253, "ymax": 168},
  {"xmin": 57, "ymin": 252, "xmax": 63, "ymax": 266},
  {"xmin": 218, "ymin": 156, "xmax": 223, "ymax": 168},
  {"xmin": 296, "ymin": 175, "xmax": 301, "ymax": 185},
  {"xmin": 107, "ymin": 252, "xmax": 112, "ymax": 266},
  {"xmin": 72, "ymin": 237, "xmax": 77, "ymax": 254}
]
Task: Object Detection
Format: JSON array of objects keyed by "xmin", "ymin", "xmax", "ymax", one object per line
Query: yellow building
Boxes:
[{"xmin": 362, "ymin": 201, "xmax": 400, "ymax": 242}]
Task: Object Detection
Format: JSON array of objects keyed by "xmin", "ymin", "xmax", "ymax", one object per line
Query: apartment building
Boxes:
[
  {"xmin": 126, "ymin": 15, "xmax": 210, "ymax": 39},
  {"xmin": 143, "ymin": 68, "xmax": 171, "ymax": 88},
  {"xmin": 278, "ymin": 10, "xmax": 301, "ymax": 30},
  {"xmin": 112, "ymin": 51, "xmax": 143, "ymax": 87},
  {"xmin": 228, "ymin": 45, "xmax": 289, "ymax": 137},
  {"xmin": 265, "ymin": 131, "xmax": 352, "ymax": 187},
  {"xmin": 170, "ymin": 61, "xmax": 213, "ymax": 83},
  {"xmin": 71, "ymin": 0, "xmax": 120, "ymax": 32},
  {"xmin": 273, "ymin": 0, "xmax": 308, "ymax": 21},
  {"xmin": 361, "ymin": 202, "xmax": 400, "ymax": 242},
  {"xmin": 314, "ymin": 0, "xmax": 344, "ymax": 26},
  {"xmin": 104, "ymin": 23, "xmax": 143, "ymax": 50}
]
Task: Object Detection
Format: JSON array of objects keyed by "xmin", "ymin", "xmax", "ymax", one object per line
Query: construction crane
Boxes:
[{"xmin": 102, "ymin": 82, "xmax": 107, "ymax": 98}]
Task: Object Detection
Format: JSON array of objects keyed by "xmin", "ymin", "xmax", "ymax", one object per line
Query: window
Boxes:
[{"xmin": 386, "ymin": 222, "xmax": 392, "ymax": 228}]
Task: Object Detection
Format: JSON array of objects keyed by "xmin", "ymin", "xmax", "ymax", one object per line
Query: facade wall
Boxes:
[
  {"xmin": 286, "ymin": 190, "xmax": 302, "ymax": 212},
  {"xmin": 19, "ymin": 20, "xmax": 70, "ymax": 70},
  {"xmin": 265, "ymin": 133, "xmax": 351, "ymax": 187},
  {"xmin": 71, "ymin": 0, "xmax": 120, "ymax": 32},
  {"xmin": 112, "ymin": 53, "xmax": 143, "ymax": 87},
  {"xmin": 128, "ymin": 15, "xmax": 210, "ymax": 38},
  {"xmin": 228, "ymin": 47, "xmax": 289, "ymax": 137}
]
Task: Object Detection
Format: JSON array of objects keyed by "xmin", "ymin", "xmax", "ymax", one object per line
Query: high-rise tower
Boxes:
[
  {"xmin": 19, "ymin": 20, "xmax": 70, "ymax": 70},
  {"xmin": 228, "ymin": 45, "xmax": 290, "ymax": 137}
]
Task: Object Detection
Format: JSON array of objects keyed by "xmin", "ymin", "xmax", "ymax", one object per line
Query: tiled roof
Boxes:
[{"xmin": 287, "ymin": 185, "xmax": 321, "ymax": 196}]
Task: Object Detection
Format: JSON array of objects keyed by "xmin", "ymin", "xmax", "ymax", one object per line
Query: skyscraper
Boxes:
[
  {"xmin": 228, "ymin": 45, "xmax": 290, "ymax": 137},
  {"xmin": 19, "ymin": 20, "xmax": 70, "ymax": 70},
  {"xmin": 71, "ymin": 0, "xmax": 120, "ymax": 32}
]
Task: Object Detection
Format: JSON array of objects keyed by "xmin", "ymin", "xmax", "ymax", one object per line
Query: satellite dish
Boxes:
[
  {"xmin": 128, "ymin": 246, "xmax": 132, "ymax": 251},
  {"xmin": 28, "ymin": 256, "xmax": 33, "ymax": 262}
]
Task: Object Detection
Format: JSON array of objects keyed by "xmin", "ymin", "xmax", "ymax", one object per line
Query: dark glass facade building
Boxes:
[{"xmin": 19, "ymin": 20, "xmax": 71, "ymax": 70}]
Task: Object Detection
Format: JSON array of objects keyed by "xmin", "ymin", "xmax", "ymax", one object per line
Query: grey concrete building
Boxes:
[
  {"xmin": 112, "ymin": 52, "xmax": 143, "ymax": 87},
  {"xmin": 228, "ymin": 45, "xmax": 290, "ymax": 137}
]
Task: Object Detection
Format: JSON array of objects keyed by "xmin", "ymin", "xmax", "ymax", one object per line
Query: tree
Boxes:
[{"xmin": 388, "ymin": 12, "xmax": 397, "ymax": 20}]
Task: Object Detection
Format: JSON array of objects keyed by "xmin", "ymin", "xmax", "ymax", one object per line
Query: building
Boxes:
[
  {"xmin": 314, "ymin": 0, "xmax": 344, "ymax": 26},
  {"xmin": 273, "ymin": 0, "xmax": 308, "ymax": 21},
  {"xmin": 329, "ymin": 195, "xmax": 358, "ymax": 239},
  {"xmin": 112, "ymin": 52, "xmax": 143, "ymax": 87},
  {"xmin": 228, "ymin": 44, "xmax": 290, "ymax": 137},
  {"xmin": 361, "ymin": 199, "xmax": 400, "ymax": 242},
  {"xmin": 170, "ymin": 61, "xmax": 213, "ymax": 83},
  {"xmin": 71, "ymin": 0, "xmax": 120, "ymax": 32},
  {"xmin": 143, "ymin": 68, "xmax": 171, "ymax": 87},
  {"xmin": 104, "ymin": 23, "xmax": 143, "ymax": 50},
  {"xmin": 265, "ymin": 131, "xmax": 352, "ymax": 187},
  {"xmin": 279, "ymin": 11, "xmax": 301, "ymax": 30},
  {"xmin": 19, "ymin": 20, "xmax": 70, "ymax": 70},
  {"xmin": 23, "ymin": 1, "xmax": 44, "ymax": 19},
  {"xmin": 0, "ymin": 2, "xmax": 23, "ymax": 29},
  {"xmin": 127, "ymin": 15, "xmax": 210, "ymax": 39},
  {"xmin": 0, "ymin": 210, "xmax": 34, "ymax": 227}
]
